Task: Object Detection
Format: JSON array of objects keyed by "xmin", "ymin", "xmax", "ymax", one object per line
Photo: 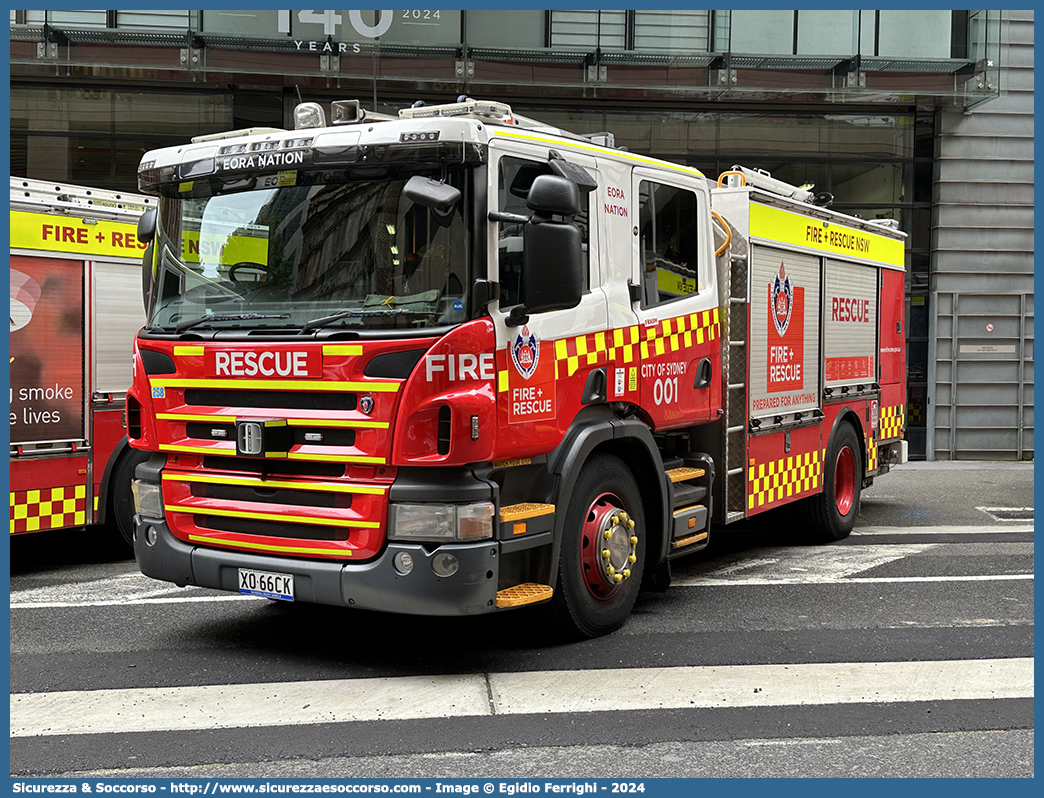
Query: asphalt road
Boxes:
[{"xmin": 8, "ymin": 461, "xmax": 1034, "ymax": 778}]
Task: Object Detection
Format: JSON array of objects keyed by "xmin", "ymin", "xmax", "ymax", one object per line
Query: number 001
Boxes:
[{"xmin": 653, "ymin": 377, "xmax": 678, "ymax": 405}]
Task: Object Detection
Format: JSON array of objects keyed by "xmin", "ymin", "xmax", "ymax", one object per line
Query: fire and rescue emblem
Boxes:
[
  {"xmin": 510, "ymin": 325, "xmax": 540, "ymax": 380},
  {"xmin": 771, "ymin": 263, "xmax": 794, "ymax": 338}
]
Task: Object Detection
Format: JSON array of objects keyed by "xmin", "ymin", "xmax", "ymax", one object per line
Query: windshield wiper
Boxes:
[
  {"xmin": 301, "ymin": 308, "xmax": 438, "ymax": 332},
  {"xmin": 173, "ymin": 313, "xmax": 291, "ymax": 333}
]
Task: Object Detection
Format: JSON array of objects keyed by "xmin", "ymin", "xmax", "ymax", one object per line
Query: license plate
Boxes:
[{"xmin": 238, "ymin": 568, "xmax": 294, "ymax": 601}]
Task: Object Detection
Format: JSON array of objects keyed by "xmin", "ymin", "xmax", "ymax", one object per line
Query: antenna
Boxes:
[{"xmin": 295, "ymin": 85, "xmax": 303, "ymax": 105}]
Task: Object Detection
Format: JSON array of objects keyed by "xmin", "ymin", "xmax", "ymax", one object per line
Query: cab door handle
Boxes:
[{"xmin": 693, "ymin": 358, "xmax": 713, "ymax": 389}]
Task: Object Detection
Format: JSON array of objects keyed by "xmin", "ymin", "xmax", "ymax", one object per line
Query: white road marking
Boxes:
[
  {"xmin": 672, "ymin": 574, "xmax": 1033, "ymax": 587},
  {"xmin": 853, "ymin": 525, "xmax": 1033, "ymax": 535},
  {"xmin": 10, "ymin": 658, "xmax": 1033, "ymax": 738},
  {"xmin": 8, "ymin": 525, "xmax": 1032, "ymax": 609}
]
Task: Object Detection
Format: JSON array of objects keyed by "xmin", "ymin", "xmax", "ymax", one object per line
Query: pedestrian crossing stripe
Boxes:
[{"xmin": 10, "ymin": 485, "xmax": 87, "ymax": 534}]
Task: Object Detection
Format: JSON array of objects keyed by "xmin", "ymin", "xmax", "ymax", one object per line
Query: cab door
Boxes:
[
  {"xmin": 487, "ymin": 138, "xmax": 607, "ymax": 457},
  {"xmin": 629, "ymin": 167, "xmax": 721, "ymax": 429}
]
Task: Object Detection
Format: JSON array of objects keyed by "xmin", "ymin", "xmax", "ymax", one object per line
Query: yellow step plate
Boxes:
[
  {"xmin": 671, "ymin": 531, "xmax": 709, "ymax": 549},
  {"xmin": 496, "ymin": 583, "xmax": 554, "ymax": 608},
  {"xmin": 667, "ymin": 467, "xmax": 705, "ymax": 483},
  {"xmin": 499, "ymin": 502, "xmax": 555, "ymax": 523}
]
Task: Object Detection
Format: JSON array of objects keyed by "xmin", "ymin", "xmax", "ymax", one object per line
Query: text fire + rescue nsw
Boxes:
[{"xmin": 806, "ymin": 224, "xmax": 872, "ymax": 254}]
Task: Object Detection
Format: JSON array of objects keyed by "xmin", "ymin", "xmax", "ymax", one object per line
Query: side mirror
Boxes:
[
  {"xmin": 403, "ymin": 176, "xmax": 461, "ymax": 228},
  {"xmin": 514, "ymin": 175, "xmax": 583, "ymax": 321},
  {"xmin": 403, "ymin": 175, "xmax": 461, "ymax": 209},
  {"xmin": 137, "ymin": 207, "xmax": 157, "ymax": 244},
  {"xmin": 141, "ymin": 242, "xmax": 154, "ymax": 313},
  {"xmin": 526, "ymin": 174, "xmax": 580, "ymax": 218}
]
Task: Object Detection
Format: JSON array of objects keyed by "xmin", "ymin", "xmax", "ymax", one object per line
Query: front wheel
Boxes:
[
  {"xmin": 799, "ymin": 421, "xmax": 862, "ymax": 542},
  {"xmin": 550, "ymin": 453, "xmax": 647, "ymax": 638},
  {"xmin": 107, "ymin": 449, "xmax": 150, "ymax": 549}
]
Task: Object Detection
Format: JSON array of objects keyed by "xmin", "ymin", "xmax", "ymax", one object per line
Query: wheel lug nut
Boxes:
[
  {"xmin": 622, "ymin": 569, "xmax": 630, "ymax": 578},
  {"xmin": 628, "ymin": 554, "xmax": 636, "ymax": 563},
  {"xmin": 610, "ymin": 515, "xmax": 619, "ymax": 525},
  {"xmin": 627, "ymin": 520, "xmax": 635, "ymax": 529},
  {"xmin": 603, "ymin": 530, "xmax": 612, "ymax": 540},
  {"xmin": 630, "ymin": 536, "xmax": 638, "ymax": 545},
  {"xmin": 607, "ymin": 565, "xmax": 615, "ymax": 576},
  {"xmin": 602, "ymin": 549, "xmax": 611, "ymax": 559},
  {"xmin": 614, "ymin": 573, "xmax": 623, "ymax": 583}
]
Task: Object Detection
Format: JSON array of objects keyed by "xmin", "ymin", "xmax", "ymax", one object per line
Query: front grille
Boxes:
[
  {"xmin": 187, "ymin": 422, "xmax": 356, "ymax": 447},
  {"xmin": 202, "ymin": 456, "xmax": 345, "ymax": 478},
  {"xmin": 185, "ymin": 389, "xmax": 357, "ymax": 411},
  {"xmin": 196, "ymin": 514, "xmax": 349, "ymax": 541},
  {"xmin": 189, "ymin": 482, "xmax": 352, "ymax": 509}
]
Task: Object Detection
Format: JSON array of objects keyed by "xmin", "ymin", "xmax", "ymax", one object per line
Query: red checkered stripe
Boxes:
[
  {"xmin": 748, "ymin": 449, "xmax": 825, "ymax": 510},
  {"xmin": 10, "ymin": 485, "xmax": 88, "ymax": 533},
  {"xmin": 553, "ymin": 308, "xmax": 721, "ymax": 378}
]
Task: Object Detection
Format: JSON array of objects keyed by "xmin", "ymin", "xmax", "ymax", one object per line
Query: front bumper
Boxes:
[{"xmin": 134, "ymin": 515, "xmax": 500, "ymax": 615}]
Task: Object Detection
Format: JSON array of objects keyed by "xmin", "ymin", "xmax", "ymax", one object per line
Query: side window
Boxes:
[
  {"xmin": 497, "ymin": 155, "xmax": 590, "ymax": 308},
  {"xmin": 638, "ymin": 180, "xmax": 699, "ymax": 308}
]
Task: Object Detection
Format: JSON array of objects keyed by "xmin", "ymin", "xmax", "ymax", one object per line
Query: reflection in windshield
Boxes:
[{"xmin": 148, "ymin": 174, "xmax": 470, "ymax": 333}]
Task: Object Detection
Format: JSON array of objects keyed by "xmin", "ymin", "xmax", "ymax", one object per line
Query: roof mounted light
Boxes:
[{"xmin": 294, "ymin": 102, "xmax": 327, "ymax": 130}]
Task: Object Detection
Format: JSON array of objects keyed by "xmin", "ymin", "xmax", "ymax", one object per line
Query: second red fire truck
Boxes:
[
  {"xmin": 10, "ymin": 177, "xmax": 153, "ymax": 547},
  {"xmin": 127, "ymin": 98, "xmax": 907, "ymax": 636}
]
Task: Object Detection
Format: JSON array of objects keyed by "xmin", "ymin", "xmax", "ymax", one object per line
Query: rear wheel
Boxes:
[
  {"xmin": 550, "ymin": 454, "xmax": 646, "ymax": 638},
  {"xmin": 799, "ymin": 422, "xmax": 862, "ymax": 542}
]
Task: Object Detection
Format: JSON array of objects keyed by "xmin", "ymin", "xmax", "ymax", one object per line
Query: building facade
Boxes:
[{"xmin": 10, "ymin": 9, "xmax": 1033, "ymax": 460}]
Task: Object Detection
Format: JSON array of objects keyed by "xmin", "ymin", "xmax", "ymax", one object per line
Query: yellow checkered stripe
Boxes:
[
  {"xmin": 553, "ymin": 308, "xmax": 721, "ymax": 379},
  {"xmin": 880, "ymin": 404, "xmax": 905, "ymax": 441},
  {"xmin": 867, "ymin": 436, "xmax": 879, "ymax": 473},
  {"xmin": 748, "ymin": 450, "xmax": 823, "ymax": 510},
  {"xmin": 11, "ymin": 485, "xmax": 88, "ymax": 534}
]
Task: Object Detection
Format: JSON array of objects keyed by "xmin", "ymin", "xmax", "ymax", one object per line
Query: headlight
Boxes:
[
  {"xmin": 131, "ymin": 480, "xmax": 164, "ymax": 518},
  {"xmin": 388, "ymin": 502, "xmax": 495, "ymax": 542}
]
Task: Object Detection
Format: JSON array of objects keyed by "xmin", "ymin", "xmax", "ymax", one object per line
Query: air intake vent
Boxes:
[{"xmin": 437, "ymin": 405, "xmax": 451, "ymax": 455}]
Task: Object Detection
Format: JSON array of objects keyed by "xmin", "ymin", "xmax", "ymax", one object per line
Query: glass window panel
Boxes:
[
  {"xmin": 550, "ymin": 10, "xmax": 626, "ymax": 51},
  {"xmin": 114, "ymin": 92, "xmax": 233, "ymax": 136},
  {"xmin": 202, "ymin": 9, "xmax": 285, "ymax": 38},
  {"xmin": 830, "ymin": 165, "xmax": 904, "ymax": 206},
  {"xmin": 11, "ymin": 87, "xmax": 112, "ymax": 133},
  {"xmin": 638, "ymin": 181, "xmax": 700, "ymax": 308},
  {"xmin": 829, "ymin": 115, "xmax": 913, "ymax": 158},
  {"xmin": 116, "ymin": 11, "xmax": 192, "ymax": 31},
  {"xmin": 634, "ymin": 11, "xmax": 711, "ymax": 53},
  {"xmin": 348, "ymin": 10, "xmax": 461, "ymax": 45},
  {"xmin": 878, "ymin": 11, "xmax": 952, "ymax": 58},
  {"xmin": 717, "ymin": 114, "xmax": 832, "ymax": 157},
  {"xmin": 795, "ymin": 10, "xmax": 857, "ymax": 56},
  {"xmin": 26, "ymin": 136, "xmax": 112, "ymax": 185},
  {"xmin": 467, "ymin": 10, "xmax": 545, "ymax": 48},
  {"xmin": 728, "ymin": 10, "xmax": 793, "ymax": 55},
  {"xmin": 47, "ymin": 10, "xmax": 108, "ymax": 28}
]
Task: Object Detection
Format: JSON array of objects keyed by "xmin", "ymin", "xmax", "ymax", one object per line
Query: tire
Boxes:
[
  {"xmin": 107, "ymin": 449, "xmax": 150, "ymax": 548},
  {"xmin": 550, "ymin": 453, "xmax": 647, "ymax": 638},
  {"xmin": 799, "ymin": 421, "xmax": 862, "ymax": 542}
]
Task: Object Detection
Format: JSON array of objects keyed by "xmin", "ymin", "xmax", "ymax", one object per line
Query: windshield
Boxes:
[{"xmin": 147, "ymin": 170, "xmax": 470, "ymax": 333}]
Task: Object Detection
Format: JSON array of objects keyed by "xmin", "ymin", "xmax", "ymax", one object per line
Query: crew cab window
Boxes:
[
  {"xmin": 638, "ymin": 180, "xmax": 699, "ymax": 308},
  {"xmin": 497, "ymin": 156, "xmax": 590, "ymax": 308}
]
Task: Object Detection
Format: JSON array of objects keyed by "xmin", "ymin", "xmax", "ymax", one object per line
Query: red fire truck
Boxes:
[
  {"xmin": 128, "ymin": 99, "xmax": 906, "ymax": 636},
  {"xmin": 10, "ymin": 177, "xmax": 154, "ymax": 546}
]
